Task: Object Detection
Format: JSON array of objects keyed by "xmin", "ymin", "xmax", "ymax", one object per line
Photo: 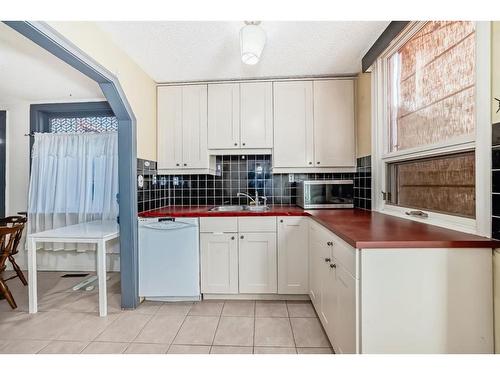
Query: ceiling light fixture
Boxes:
[{"xmin": 240, "ymin": 21, "xmax": 266, "ymax": 65}]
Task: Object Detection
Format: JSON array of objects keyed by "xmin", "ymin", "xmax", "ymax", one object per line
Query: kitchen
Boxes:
[{"xmin": 0, "ymin": 2, "xmax": 500, "ymax": 369}]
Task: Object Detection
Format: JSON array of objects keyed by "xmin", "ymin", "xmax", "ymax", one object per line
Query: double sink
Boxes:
[{"xmin": 209, "ymin": 205, "xmax": 270, "ymax": 213}]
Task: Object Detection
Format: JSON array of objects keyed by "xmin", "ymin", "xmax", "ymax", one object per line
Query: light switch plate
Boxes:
[{"xmin": 289, "ymin": 174, "xmax": 294, "ymax": 183}]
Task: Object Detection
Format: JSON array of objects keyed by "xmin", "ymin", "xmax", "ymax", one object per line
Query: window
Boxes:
[
  {"xmin": 50, "ymin": 116, "xmax": 118, "ymax": 133},
  {"xmin": 388, "ymin": 21, "xmax": 476, "ymax": 152},
  {"xmin": 372, "ymin": 21, "xmax": 489, "ymax": 231},
  {"xmin": 386, "ymin": 152, "xmax": 475, "ymax": 218}
]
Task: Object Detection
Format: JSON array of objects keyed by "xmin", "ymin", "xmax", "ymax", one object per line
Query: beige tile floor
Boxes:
[{"xmin": 0, "ymin": 271, "xmax": 333, "ymax": 354}]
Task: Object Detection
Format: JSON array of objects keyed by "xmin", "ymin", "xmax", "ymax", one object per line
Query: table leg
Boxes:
[
  {"xmin": 97, "ymin": 240, "xmax": 107, "ymax": 317},
  {"xmin": 28, "ymin": 238, "xmax": 37, "ymax": 314}
]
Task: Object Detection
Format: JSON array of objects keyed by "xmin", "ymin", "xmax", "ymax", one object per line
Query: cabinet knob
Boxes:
[
  {"xmin": 327, "ymin": 241, "xmax": 333, "ymax": 246},
  {"xmin": 231, "ymin": 236, "xmax": 235, "ymax": 240},
  {"xmin": 280, "ymin": 219, "xmax": 284, "ymax": 223},
  {"xmin": 317, "ymin": 161, "xmax": 321, "ymax": 165},
  {"xmin": 183, "ymin": 163, "xmax": 187, "ymax": 166},
  {"xmin": 176, "ymin": 163, "xmax": 180, "ymax": 166},
  {"xmin": 242, "ymin": 143, "xmax": 246, "ymax": 146},
  {"xmin": 240, "ymin": 235, "xmax": 244, "ymax": 239},
  {"xmin": 234, "ymin": 143, "xmax": 238, "ymax": 146},
  {"xmin": 330, "ymin": 263, "xmax": 337, "ymax": 269},
  {"xmin": 308, "ymin": 162, "xmax": 312, "ymax": 165},
  {"xmin": 324, "ymin": 258, "xmax": 331, "ymax": 263}
]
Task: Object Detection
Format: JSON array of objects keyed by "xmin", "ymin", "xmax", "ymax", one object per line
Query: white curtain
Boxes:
[{"xmin": 28, "ymin": 132, "xmax": 119, "ymax": 252}]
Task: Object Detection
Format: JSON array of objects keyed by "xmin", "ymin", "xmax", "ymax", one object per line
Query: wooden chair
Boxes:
[
  {"xmin": 0, "ymin": 225, "xmax": 25, "ymax": 309},
  {"xmin": 0, "ymin": 216, "xmax": 28, "ymax": 285}
]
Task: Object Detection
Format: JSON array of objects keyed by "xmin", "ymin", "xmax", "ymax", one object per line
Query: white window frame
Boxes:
[{"xmin": 371, "ymin": 21, "xmax": 492, "ymax": 235}]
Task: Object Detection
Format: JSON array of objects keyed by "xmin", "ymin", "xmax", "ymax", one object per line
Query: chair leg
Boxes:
[
  {"xmin": 9, "ymin": 256, "xmax": 28, "ymax": 286},
  {"xmin": 0, "ymin": 279, "xmax": 17, "ymax": 309}
]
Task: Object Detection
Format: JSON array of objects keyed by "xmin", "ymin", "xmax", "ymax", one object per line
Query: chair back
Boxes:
[
  {"xmin": 0, "ymin": 216, "xmax": 27, "ymax": 256},
  {"xmin": 0, "ymin": 226, "xmax": 23, "ymax": 273}
]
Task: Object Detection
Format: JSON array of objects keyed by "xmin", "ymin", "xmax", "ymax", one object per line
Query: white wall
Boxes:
[{"xmin": 1, "ymin": 99, "xmax": 120, "ymax": 272}]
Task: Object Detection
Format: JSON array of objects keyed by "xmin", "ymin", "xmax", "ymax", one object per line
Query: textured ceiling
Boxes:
[
  {"xmin": 0, "ymin": 23, "xmax": 104, "ymax": 103},
  {"xmin": 96, "ymin": 21, "xmax": 390, "ymax": 82}
]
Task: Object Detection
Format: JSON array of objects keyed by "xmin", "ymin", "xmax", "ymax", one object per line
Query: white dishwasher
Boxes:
[{"xmin": 138, "ymin": 217, "xmax": 200, "ymax": 301}]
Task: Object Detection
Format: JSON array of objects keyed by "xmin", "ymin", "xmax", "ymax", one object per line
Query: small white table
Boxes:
[{"xmin": 27, "ymin": 220, "xmax": 119, "ymax": 317}]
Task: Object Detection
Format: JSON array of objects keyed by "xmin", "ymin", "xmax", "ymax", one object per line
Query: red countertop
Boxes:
[{"xmin": 139, "ymin": 205, "xmax": 499, "ymax": 249}]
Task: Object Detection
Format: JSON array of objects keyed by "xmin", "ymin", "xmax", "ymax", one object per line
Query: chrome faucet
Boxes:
[{"xmin": 237, "ymin": 191, "xmax": 267, "ymax": 206}]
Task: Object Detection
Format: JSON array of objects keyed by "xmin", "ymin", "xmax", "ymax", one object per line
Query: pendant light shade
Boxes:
[{"xmin": 240, "ymin": 22, "xmax": 266, "ymax": 65}]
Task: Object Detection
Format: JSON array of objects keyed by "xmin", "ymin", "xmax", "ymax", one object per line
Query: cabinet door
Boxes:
[
  {"xmin": 273, "ymin": 81, "xmax": 314, "ymax": 168},
  {"xmin": 313, "ymin": 80, "xmax": 355, "ymax": 167},
  {"xmin": 182, "ymin": 85, "xmax": 208, "ymax": 169},
  {"xmin": 334, "ymin": 266, "xmax": 357, "ymax": 353},
  {"xmin": 157, "ymin": 86, "xmax": 183, "ymax": 169},
  {"xmin": 309, "ymin": 222, "xmax": 325, "ymax": 307},
  {"xmin": 200, "ymin": 233, "xmax": 238, "ymax": 294},
  {"xmin": 238, "ymin": 232, "xmax": 277, "ymax": 294},
  {"xmin": 240, "ymin": 82, "xmax": 273, "ymax": 149},
  {"xmin": 278, "ymin": 217, "xmax": 309, "ymax": 294},
  {"xmin": 208, "ymin": 83, "xmax": 240, "ymax": 149}
]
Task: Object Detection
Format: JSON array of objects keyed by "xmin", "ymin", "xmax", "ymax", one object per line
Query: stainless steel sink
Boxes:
[
  {"xmin": 209, "ymin": 205, "xmax": 245, "ymax": 212},
  {"xmin": 245, "ymin": 205, "xmax": 270, "ymax": 212},
  {"xmin": 209, "ymin": 205, "xmax": 270, "ymax": 212}
]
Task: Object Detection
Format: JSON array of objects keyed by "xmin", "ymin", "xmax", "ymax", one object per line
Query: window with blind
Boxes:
[
  {"xmin": 49, "ymin": 116, "xmax": 118, "ymax": 133},
  {"xmin": 382, "ymin": 21, "xmax": 477, "ymax": 219}
]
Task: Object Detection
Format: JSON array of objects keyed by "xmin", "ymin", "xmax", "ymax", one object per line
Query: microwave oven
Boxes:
[{"xmin": 296, "ymin": 180, "xmax": 354, "ymax": 209}]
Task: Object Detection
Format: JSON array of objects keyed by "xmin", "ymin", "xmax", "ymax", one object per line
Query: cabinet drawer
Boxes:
[
  {"xmin": 332, "ymin": 236, "xmax": 356, "ymax": 277},
  {"xmin": 200, "ymin": 217, "xmax": 238, "ymax": 233},
  {"xmin": 238, "ymin": 217, "xmax": 276, "ymax": 232}
]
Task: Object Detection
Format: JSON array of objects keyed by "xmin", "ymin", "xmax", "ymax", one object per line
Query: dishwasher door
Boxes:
[{"xmin": 138, "ymin": 218, "xmax": 200, "ymax": 301}]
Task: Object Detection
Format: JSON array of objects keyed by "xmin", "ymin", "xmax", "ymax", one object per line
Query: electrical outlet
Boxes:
[
  {"xmin": 289, "ymin": 174, "xmax": 294, "ymax": 183},
  {"xmin": 173, "ymin": 177, "xmax": 179, "ymax": 186}
]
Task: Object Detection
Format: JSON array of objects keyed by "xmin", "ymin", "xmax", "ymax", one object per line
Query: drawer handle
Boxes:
[
  {"xmin": 317, "ymin": 161, "xmax": 321, "ymax": 165},
  {"xmin": 326, "ymin": 241, "xmax": 333, "ymax": 246},
  {"xmin": 324, "ymin": 258, "xmax": 331, "ymax": 263},
  {"xmin": 330, "ymin": 263, "xmax": 337, "ymax": 269},
  {"xmin": 234, "ymin": 143, "xmax": 238, "ymax": 146},
  {"xmin": 183, "ymin": 163, "xmax": 187, "ymax": 166}
]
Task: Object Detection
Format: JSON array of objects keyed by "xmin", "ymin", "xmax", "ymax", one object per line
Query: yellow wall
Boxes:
[
  {"xmin": 47, "ymin": 21, "xmax": 157, "ymax": 161},
  {"xmin": 356, "ymin": 72, "xmax": 372, "ymax": 158}
]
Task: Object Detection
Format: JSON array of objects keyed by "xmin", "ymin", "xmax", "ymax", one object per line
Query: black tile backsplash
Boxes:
[
  {"xmin": 354, "ymin": 155, "xmax": 372, "ymax": 210},
  {"xmin": 137, "ymin": 155, "xmax": 372, "ymax": 213}
]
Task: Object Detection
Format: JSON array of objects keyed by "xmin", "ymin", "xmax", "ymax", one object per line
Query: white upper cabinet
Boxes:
[
  {"xmin": 273, "ymin": 81, "xmax": 314, "ymax": 168},
  {"xmin": 313, "ymin": 80, "xmax": 355, "ymax": 167},
  {"xmin": 157, "ymin": 86, "xmax": 183, "ymax": 169},
  {"xmin": 208, "ymin": 82, "xmax": 273, "ymax": 151},
  {"xmin": 240, "ymin": 82, "xmax": 273, "ymax": 149},
  {"xmin": 157, "ymin": 85, "xmax": 211, "ymax": 173},
  {"xmin": 273, "ymin": 79, "xmax": 355, "ymax": 172},
  {"xmin": 208, "ymin": 83, "xmax": 240, "ymax": 149}
]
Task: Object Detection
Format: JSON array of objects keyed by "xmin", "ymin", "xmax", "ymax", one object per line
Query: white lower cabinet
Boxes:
[
  {"xmin": 309, "ymin": 220, "xmax": 358, "ymax": 354},
  {"xmin": 277, "ymin": 217, "xmax": 309, "ymax": 294},
  {"xmin": 238, "ymin": 232, "xmax": 277, "ymax": 294},
  {"xmin": 200, "ymin": 233, "xmax": 238, "ymax": 294}
]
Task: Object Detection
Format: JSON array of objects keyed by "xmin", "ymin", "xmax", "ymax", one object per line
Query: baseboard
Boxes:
[{"xmin": 202, "ymin": 293, "xmax": 310, "ymax": 301}]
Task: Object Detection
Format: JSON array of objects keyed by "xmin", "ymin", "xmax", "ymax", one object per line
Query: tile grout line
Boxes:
[
  {"xmin": 252, "ymin": 300, "xmax": 256, "ymax": 354},
  {"xmin": 163, "ymin": 303, "xmax": 193, "ymax": 353},
  {"xmin": 285, "ymin": 300, "xmax": 298, "ymax": 353},
  {"xmin": 208, "ymin": 301, "xmax": 224, "ymax": 353}
]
